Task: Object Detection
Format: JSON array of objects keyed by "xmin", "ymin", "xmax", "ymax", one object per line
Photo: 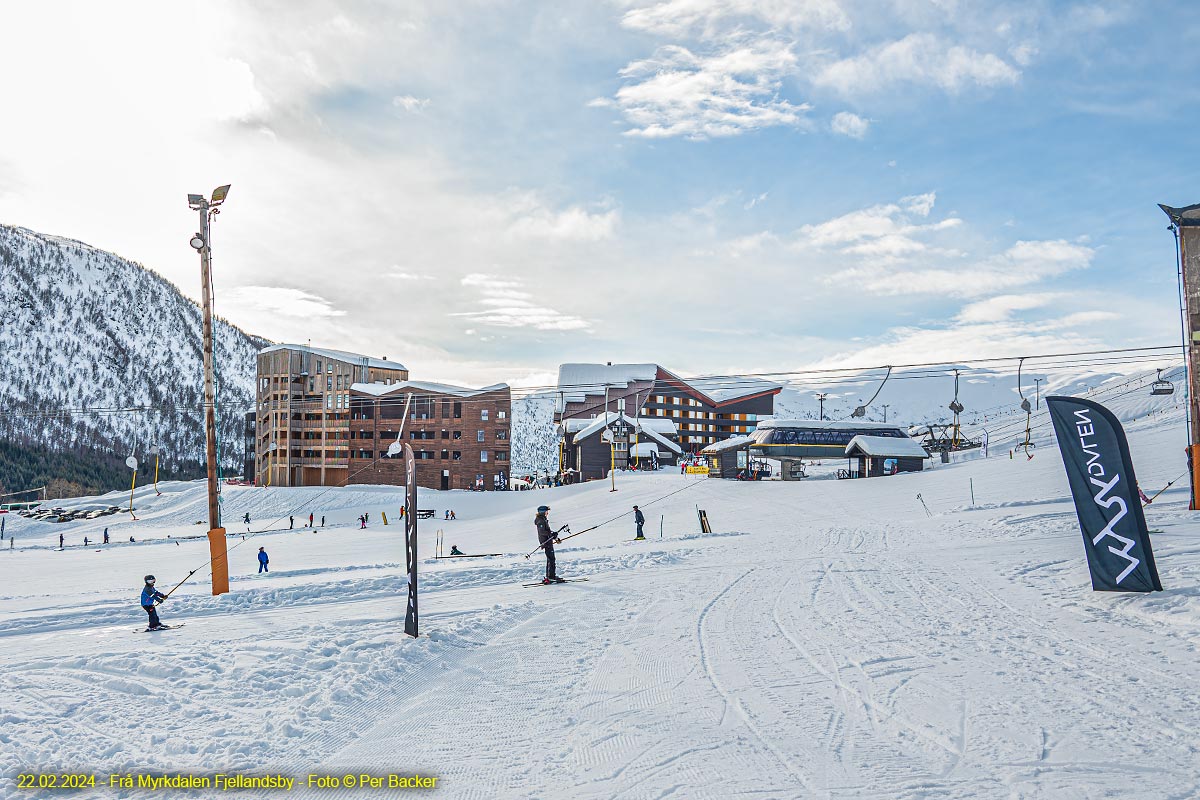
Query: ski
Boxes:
[
  {"xmin": 139, "ymin": 624, "xmax": 185, "ymax": 633},
  {"xmin": 521, "ymin": 578, "xmax": 588, "ymax": 587},
  {"xmin": 434, "ymin": 554, "xmax": 503, "ymax": 559}
]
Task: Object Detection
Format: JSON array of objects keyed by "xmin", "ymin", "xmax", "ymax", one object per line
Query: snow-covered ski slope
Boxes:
[{"xmin": 1, "ymin": 399, "xmax": 1198, "ymax": 799}]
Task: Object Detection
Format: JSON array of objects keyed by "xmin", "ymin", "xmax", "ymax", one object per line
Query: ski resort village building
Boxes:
[
  {"xmin": 255, "ymin": 344, "xmax": 513, "ymax": 490},
  {"xmin": 747, "ymin": 419, "xmax": 930, "ymax": 480},
  {"xmin": 555, "ymin": 363, "xmax": 782, "ymax": 453},
  {"xmin": 255, "ymin": 344, "xmax": 408, "ymax": 487},
  {"xmin": 560, "ymin": 412, "xmax": 682, "ymax": 480},
  {"xmin": 348, "ymin": 381, "xmax": 512, "ymax": 491}
]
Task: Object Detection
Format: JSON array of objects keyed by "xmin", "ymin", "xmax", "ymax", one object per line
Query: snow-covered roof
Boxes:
[
  {"xmin": 262, "ymin": 344, "xmax": 407, "ymax": 372},
  {"xmin": 700, "ymin": 434, "xmax": 755, "ymax": 454},
  {"xmin": 844, "ymin": 435, "xmax": 930, "ymax": 459},
  {"xmin": 568, "ymin": 412, "xmax": 682, "ymax": 454},
  {"xmin": 668, "ymin": 374, "xmax": 782, "ymax": 404},
  {"xmin": 557, "ymin": 363, "xmax": 657, "ymax": 404},
  {"xmin": 562, "ymin": 415, "xmax": 676, "ymax": 436},
  {"xmin": 351, "ymin": 380, "xmax": 508, "ymax": 398},
  {"xmin": 758, "ymin": 419, "xmax": 907, "ymax": 433}
]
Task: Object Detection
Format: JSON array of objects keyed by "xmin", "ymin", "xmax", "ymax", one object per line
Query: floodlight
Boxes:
[
  {"xmin": 211, "ymin": 184, "xmax": 231, "ymax": 204},
  {"xmin": 190, "ymin": 233, "xmax": 206, "ymax": 250}
]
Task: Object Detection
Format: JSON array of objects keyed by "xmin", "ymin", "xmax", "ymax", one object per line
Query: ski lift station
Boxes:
[{"xmin": 735, "ymin": 419, "xmax": 931, "ymax": 480}]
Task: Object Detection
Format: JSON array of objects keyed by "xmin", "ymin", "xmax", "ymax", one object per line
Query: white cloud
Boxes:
[
  {"xmin": 831, "ymin": 239, "xmax": 1094, "ymax": 297},
  {"xmin": 386, "ymin": 270, "xmax": 436, "ymax": 281},
  {"xmin": 814, "ymin": 33, "xmax": 1019, "ymax": 97},
  {"xmin": 593, "ymin": 41, "xmax": 811, "ymax": 139},
  {"xmin": 620, "ymin": 0, "xmax": 851, "ymax": 37},
  {"xmin": 507, "ymin": 204, "xmax": 619, "ymax": 242},
  {"xmin": 830, "ymin": 111, "xmax": 869, "ymax": 139},
  {"xmin": 392, "ymin": 94, "xmax": 430, "ymax": 112},
  {"xmin": 797, "ymin": 192, "xmax": 959, "ymax": 255},
  {"xmin": 223, "ymin": 286, "xmax": 346, "ymax": 318},
  {"xmin": 955, "ymin": 293, "xmax": 1059, "ymax": 323},
  {"xmin": 454, "ymin": 274, "xmax": 591, "ymax": 331}
]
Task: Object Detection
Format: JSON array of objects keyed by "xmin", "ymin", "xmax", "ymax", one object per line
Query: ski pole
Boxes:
[
  {"xmin": 1149, "ymin": 470, "xmax": 1188, "ymax": 503},
  {"xmin": 524, "ymin": 525, "xmax": 573, "ymax": 559},
  {"xmin": 157, "ymin": 569, "xmax": 197, "ymax": 604}
]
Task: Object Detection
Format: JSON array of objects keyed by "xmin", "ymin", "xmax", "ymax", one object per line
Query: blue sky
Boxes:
[{"xmin": 0, "ymin": 1, "xmax": 1197, "ymax": 388}]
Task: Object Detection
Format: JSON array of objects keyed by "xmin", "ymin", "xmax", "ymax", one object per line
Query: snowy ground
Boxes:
[{"xmin": 1, "ymin": 409, "xmax": 1199, "ymax": 799}]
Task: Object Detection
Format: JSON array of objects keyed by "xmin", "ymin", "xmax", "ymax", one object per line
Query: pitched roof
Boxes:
[
  {"xmin": 844, "ymin": 435, "xmax": 930, "ymax": 459},
  {"xmin": 758, "ymin": 418, "xmax": 906, "ymax": 433},
  {"xmin": 700, "ymin": 434, "xmax": 755, "ymax": 454},
  {"xmin": 562, "ymin": 415, "xmax": 677, "ymax": 436},
  {"xmin": 350, "ymin": 380, "xmax": 508, "ymax": 398},
  {"xmin": 557, "ymin": 363, "xmax": 658, "ymax": 404},
  {"xmin": 569, "ymin": 412, "xmax": 682, "ymax": 454}
]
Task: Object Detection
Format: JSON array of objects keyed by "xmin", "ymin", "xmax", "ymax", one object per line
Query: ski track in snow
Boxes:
[{"xmin": 1, "ymin": 408, "xmax": 1200, "ymax": 799}]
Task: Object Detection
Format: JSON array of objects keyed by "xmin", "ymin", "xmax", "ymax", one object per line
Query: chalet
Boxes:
[{"xmin": 560, "ymin": 413, "xmax": 682, "ymax": 481}]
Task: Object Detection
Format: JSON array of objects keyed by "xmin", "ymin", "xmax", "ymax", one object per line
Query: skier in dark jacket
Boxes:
[
  {"xmin": 633, "ymin": 505, "xmax": 645, "ymax": 540},
  {"xmin": 140, "ymin": 575, "xmax": 168, "ymax": 630},
  {"xmin": 257, "ymin": 547, "xmax": 269, "ymax": 573},
  {"xmin": 534, "ymin": 505, "xmax": 565, "ymax": 584}
]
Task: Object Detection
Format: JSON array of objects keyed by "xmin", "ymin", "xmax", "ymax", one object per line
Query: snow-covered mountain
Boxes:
[
  {"xmin": 0, "ymin": 224, "xmax": 267, "ymax": 493},
  {"xmin": 511, "ymin": 394, "xmax": 558, "ymax": 474}
]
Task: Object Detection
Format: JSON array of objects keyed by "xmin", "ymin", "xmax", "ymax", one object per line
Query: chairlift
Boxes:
[{"xmin": 1150, "ymin": 369, "xmax": 1175, "ymax": 396}]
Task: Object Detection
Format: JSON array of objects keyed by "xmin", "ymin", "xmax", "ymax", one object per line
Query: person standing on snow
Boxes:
[
  {"xmin": 534, "ymin": 505, "xmax": 565, "ymax": 584},
  {"xmin": 140, "ymin": 575, "xmax": 168, "ymax": 630},
  {"xmin": 257, "ymin": 547, "xmax": 269, "ymax": 573},
  {"xmin": 59, "ymin": 533, "xmax": 64, "ymax": 549},
  {"xmin": 289, "ymin": 516, "xmax": 294, "ymax": 530},
  {"xmin": 103, "ymin": 528, "xmax": 109, "ymax": 544},
  {"xmin": 308, "ymin": 512, "xmax": 314, "ymax": 528},
  {"xmin": 633, "ymin": 505, "xmax": 645, "ymax": 540},
  {"xmin": 243, "ymin": 512, "xmax": 251, "ymax": 530}
]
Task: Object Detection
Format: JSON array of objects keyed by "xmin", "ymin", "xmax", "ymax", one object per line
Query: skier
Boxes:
[
  {"xmin": 140, "ymin": 575, "xmax": 168, "ymax": 631},
  {"xmin": 321, "ymin": 515, "xmax": 325, "ymax": 527},
  {"xmin": 633, "ymin": 505, "xmax": 645, "ymax": 540},
  {"xmin": 257, "ymin": 547, "xmax": 269, "ymax": 573},
  {"xmin": 59, "ymin": 533, "xmax": 64, "ymax": 549},
  {"xmin": 103, "ymin": 528, "xmax": 109, "ymax": 544},
  {"xmin": 450, "ymin": 545, "xmax": 464, "ymax": 556},
  {"xmin": 359, "ymin": 515, "xmax": 367, "ymax": 529},
  {"xmin": 243, "ymin": 512, "xmax": 251, "ymax": 529},
  {"xmin": 534, "ymin": 505, "xmax": 565, "ymax": 584},
  {"xmin": 308, "ymin": 512, "xmax": 314, "ymax": 528},
  {"xmin": 83, "ymin": 536, "xmax": 89, "ymax": 547},
  {"xmin": 289, "ymin": 516, "xmax": 294, "ymax": 530}
]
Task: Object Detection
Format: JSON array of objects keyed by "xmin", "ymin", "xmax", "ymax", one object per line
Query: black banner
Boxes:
[
  {"xmin": 1046, "ymin": 396, "xmax": 1163, "ymax": 592},
  {"xmin": 404, "ymin": 443, "xmax": 419, "ymax": 637}
]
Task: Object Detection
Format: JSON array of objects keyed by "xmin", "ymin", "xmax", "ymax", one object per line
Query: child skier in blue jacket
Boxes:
[{"xmin": 140, "ymin": 575, "xmax": 168, "ymax": 631}]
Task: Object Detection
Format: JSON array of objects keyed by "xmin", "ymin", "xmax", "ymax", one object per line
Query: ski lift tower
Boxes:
[{"xmin": 1160, "ymin": 202, "xmax": 1200, "ymax": 510}]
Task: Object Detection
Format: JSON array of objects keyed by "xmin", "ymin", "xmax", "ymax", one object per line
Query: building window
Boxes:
[
  {"xmin": 496, "ymin": 450, "xmax": 508, "ymax": 461},
  {"xmin": 454, "ymin": 402, "xmax": 462, "ymax": 418},
  {"xmin": 498, "ymin": 410, "xmax": 507, "ymax": 420},
  {"xmin": 441, "ymin": 449, "xmax": 449, "ymax": 460},
  {"xmin": 336, "ymin": 375, "xmax": 342, "ymax": 389},
  {"xmin": 481, "ymin": 409, "xmax": 489, "ymax": 421},
  {"xmin": 496, "ymin": 429, "xmax": 508, "ymax": 440},
  {"xmin": 453, "ymin": 451, "xmax": 462, "ymax": 460},
  {"xmin": 326, "ymin": 395, "xmax": 333, "ymax": 410},
  {"xmin": 481, "ymin": 451, "xmax": 489, "ymax": 463},
  {"xmin": 453, "ymin": 431, "xmax": 462, "ymax": 440},
  {"xmin": 441, "ymin": 429, "xmax": 449, "ymax": 439},
  {"xmin": 441, "ymin": 400, "xmax": 450, "ymax": 418},
  {"xmin": 477, "ymin": 430, "xmax": 485, "ymax": 442},
  {"xmin": 327, "ymin": 376, "xmax": 333, "ymax": 390},
  {"xmin": 316, "ymin": 360, "xmax": 322, "ymax": 374}
]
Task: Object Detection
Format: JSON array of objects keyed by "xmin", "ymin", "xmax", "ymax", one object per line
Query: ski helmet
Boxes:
[
  {"xmin": 537, "ymin": 505, "xmax": 550, "ymax": 513},
  {"xmin": 144, "ymin": 574, "xmax": 156, "ymax": 582}
]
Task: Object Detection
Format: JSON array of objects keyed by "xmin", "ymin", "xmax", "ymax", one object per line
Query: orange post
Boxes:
[
  {"xmin": 1192, "ymin": 446, "xmax": 1200, "ymax": 512},
  {"xmin": 207, "ymin": 528, "xmax": 229, "ymax": 595}
]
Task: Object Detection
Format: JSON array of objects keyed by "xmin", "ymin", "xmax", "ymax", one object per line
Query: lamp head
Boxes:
[
  {"xmin": 211, "ymin": 184, "xmax": 231, "ymax": 204},
  {"xmin": 189, "ymin": 233, "xmax": 205, "ymax": 250},
  {"xmin": 187, "ymin": 193, "xmax": 205, "ymax": 209}
]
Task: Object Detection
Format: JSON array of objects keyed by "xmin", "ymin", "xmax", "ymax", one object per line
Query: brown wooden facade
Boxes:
[
  {"xmin": 348, "ymin": 383, "xmax": 512, "ymax": 490},
  {"xmin": 256, "ymin": 345, "xmax": 409, "ymax": 487}
]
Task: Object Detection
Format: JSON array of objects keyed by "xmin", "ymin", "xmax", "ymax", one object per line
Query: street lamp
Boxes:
[
  {"xmin": 188, "ymin": 184, "xmax": 231, "ymax": 597},
  {"xmin": 125, "ymin": 454, "xmax": 139, "ymax": 519}
]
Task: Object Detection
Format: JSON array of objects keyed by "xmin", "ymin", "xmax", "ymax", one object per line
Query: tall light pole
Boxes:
[
  {"xmin": 816, "ymin": 393, "xmax": 827, "ymax": 421},
  {"xmin": 1033, "ymin": 378, "xmax": 1043, "ymax": 410},
  {"xmin": 1161, "ymin": 202, "xmax": 1200, "ymax": 510},
  {"xmin": 189, "ymin": 185, "xmax": 231, "ymax": 595},
  {"xmin": 880, "ymin": 404, "xmax": 890, "ymax": 423}
]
